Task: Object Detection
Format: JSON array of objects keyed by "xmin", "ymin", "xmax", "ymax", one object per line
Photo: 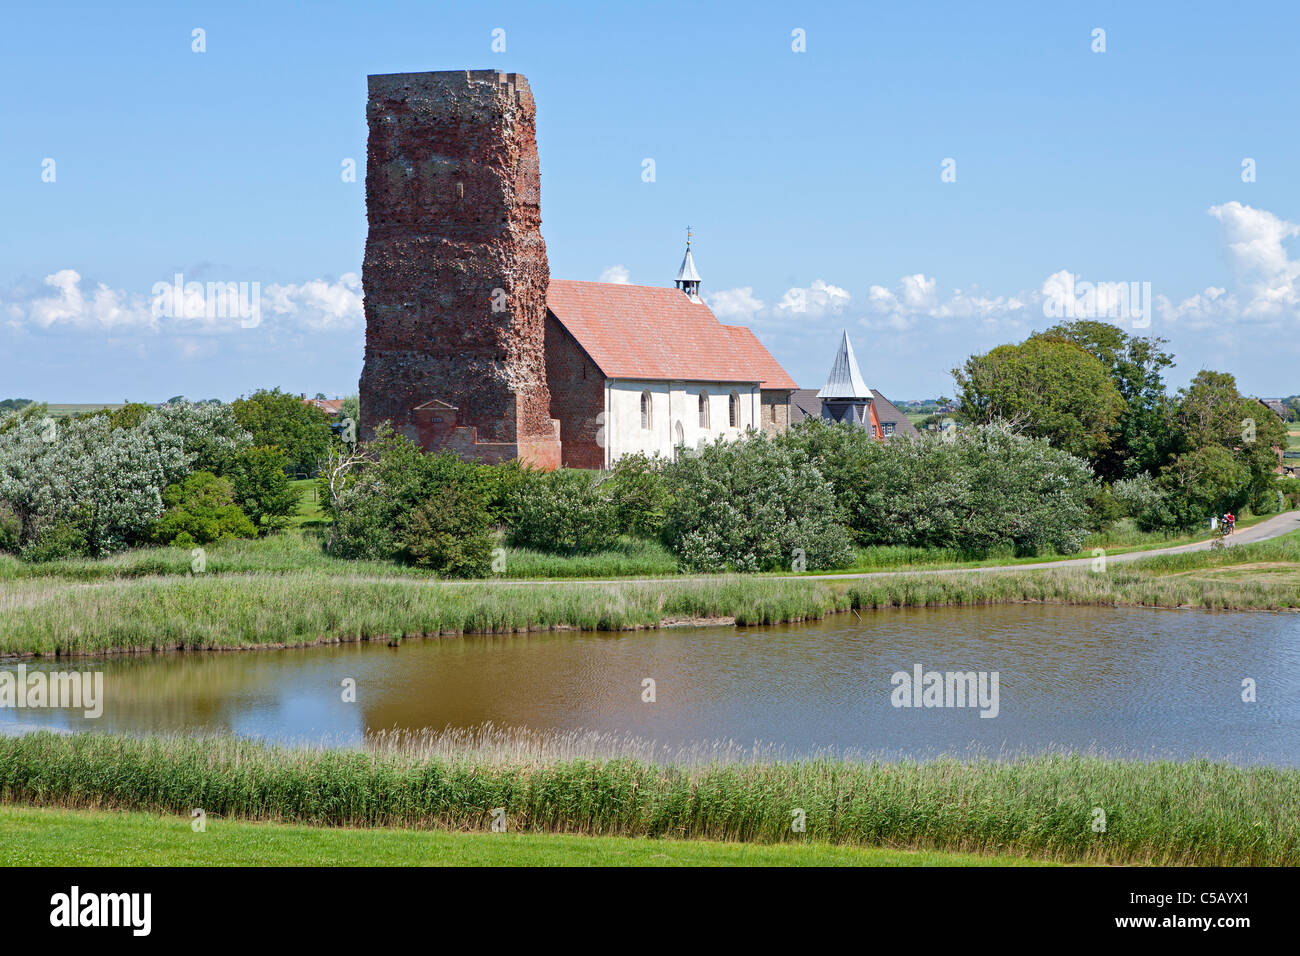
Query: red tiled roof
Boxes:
[
  {"xmin": 721, "ymin": 325, "xmax": 798, "ymax": 390},
  {"xmin": 546, "ymin": 279, "xmax": 795, "ymax": 386},
  {"xmin": 303, "ymin": 398, "xmax": 344, "ymax": 415}
]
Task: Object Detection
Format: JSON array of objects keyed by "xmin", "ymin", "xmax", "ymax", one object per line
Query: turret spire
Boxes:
[{"xmin": 674, "ymin": 227, "xmax": 702, "ymax": 302}]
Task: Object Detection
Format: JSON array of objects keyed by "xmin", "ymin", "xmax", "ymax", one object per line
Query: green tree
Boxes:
[
  {"xmin": 325, "ymin": 429, "xmax": 489, "ymax": 561},
  {"xmin": 779, "ymin": 419, "xmax": 1095, "ymax": 555},
  {"xmin": 1155, "ymin": 446, "xmax": 1250, "ymax": 529},
  {"xmin": 231, "ymin": 388, "xmax": 332, "ymax": 475},
  {"xmin": 1170, "ymin": 370, "xmax": 1287, "ymax": 516},
  {"xmin": 107, "ymin": 402, "xmax": 154, "ymax": 430},
  {"xmin": 606, "ymin": 452, "xmax": 672, "ymax": 538},
  {"xmin": 340, "ymin": 395, "xmax": 360, "ymax": 427},
  {"xmin": 225, "ymin": 446, "xmax": 299, "ymax": 533},
  {"xmin": 952, "ymin": 337, "xmax": 1124, "ymax": 461},
  {"xmin": 1035, "ymin": 320, "xmax": 1176, "ymax": 479}
]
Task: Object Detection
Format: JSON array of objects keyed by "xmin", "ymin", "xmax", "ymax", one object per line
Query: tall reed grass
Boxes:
[
  {"xmin": 1, "ymin": 534, "xmax": 1297, "ymax": 656},
  {"xmin": 0, "ymin": 730, "xmax": 1294, "ymax": 865}
]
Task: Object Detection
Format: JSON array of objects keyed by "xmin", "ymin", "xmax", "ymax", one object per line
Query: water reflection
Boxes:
[{"xmin": 2, "ymin": 604, "xmax": 1297, "ymax": 764}]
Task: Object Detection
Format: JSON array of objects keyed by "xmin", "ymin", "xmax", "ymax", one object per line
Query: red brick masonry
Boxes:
[{"xmin": 359, "ymin": 69, "xmax": 561, "ymax": 469}]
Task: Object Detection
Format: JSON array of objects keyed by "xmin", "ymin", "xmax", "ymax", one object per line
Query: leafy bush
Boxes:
[
  {"xmin": 779, "ymin": 420, "xmax": 1095, "ymax": 556},
  {"xmin": 662, "ymin": 433, "xmax": 854, "ymax": 572},
  {"xmin": 139, "ymin": 401, "xmax": 251, "ymax": 475},
  {"xmin": 1086, "ymin": 484, "xmax": 1123, "ymax": 531},
  {"xmin": 327, "ymin": 430, "xmax": 488, "ymax": 561},
  {"xmin": 400, "ymin": 484, "xmax": 495, "ymax": 576},
  {"xmin": 226, "ymin": 446, "xmax": 298, "ymax": 533},
  {"xmin": 0, "ymin": 503, "xmax": 19, "ymax": 554},
  {"xmin": 508, "ymin": 469, "xmax": 620, "ymax": 555},
  {"xmin": 0, "ymin": 410, "xmax": 190, "ymax": 556},
  {"xmin": 150, "ymin": 472, "xmax": 257, "ymax": 546},
  {"xmin": 478, "ymin": 459, "xmax": 541, "ymax": 526},
  {"xmin": 952, "ymin": 426, "xmax": 1094, "ymax": 555},
  {"xmin": 19, "ymin": 520, "xmax": 89, "ymax": 563},
  {"xmin": 1112, "ymin": 474, "xmax": 1165, "ymax": 519},
  {"xmin": 1279, "ymin": 477, "xmax": 1300, "ymax": 510},
  {"xmin": 606, "ymin": 453, "xmax": 672, "ymax": 538}
]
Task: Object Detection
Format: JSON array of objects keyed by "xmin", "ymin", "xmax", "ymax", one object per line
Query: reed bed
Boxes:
[
  {"xmin": 0, "ymin": 729, "xmax": 1295, "ymax": 866},
  {"xmin": 1, "ymin": 540, "xmax": 1298, "ymax": 657}
]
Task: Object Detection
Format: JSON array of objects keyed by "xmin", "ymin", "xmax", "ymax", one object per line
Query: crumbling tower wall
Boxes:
[{"xmin": 359, "ymin": 69, "xmax": 561, "ymax": 467}]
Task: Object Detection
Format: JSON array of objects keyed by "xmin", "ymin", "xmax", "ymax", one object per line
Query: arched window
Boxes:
[
  {"xmin": 698, "ymin": 392, "xmax": 710, "ymax": 429},
  {"xmin": 640, "ymin": 390, "xmax": 652, "ymax": 430},
  {"xmin": 728, "ymin": 391, "xmax": 740, "ymax": 428}
]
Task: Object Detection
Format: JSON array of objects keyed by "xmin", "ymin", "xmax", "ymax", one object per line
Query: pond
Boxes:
[{"xmin": 3, "ymin": 604, "xmax": 1297, "ymax": 764}]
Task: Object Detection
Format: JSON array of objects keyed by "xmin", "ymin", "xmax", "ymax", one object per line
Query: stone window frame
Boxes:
[{"xmin": 641, "ymin": 390, "xmax": 652, "ymax": 430}]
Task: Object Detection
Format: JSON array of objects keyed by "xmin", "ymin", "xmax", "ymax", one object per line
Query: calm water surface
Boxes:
[{"xmin": 4, "ymin": 604, "xmax": 1298, "ymax": 763}]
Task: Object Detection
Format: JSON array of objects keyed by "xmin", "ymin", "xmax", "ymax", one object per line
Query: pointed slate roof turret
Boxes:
[
  {"xmin": 817, "ymin": 330, "xmax": 872, "ymax": 399},
  {"xmin": 674, "ymin": 228, "xmax": 702, "ymax": 302}
]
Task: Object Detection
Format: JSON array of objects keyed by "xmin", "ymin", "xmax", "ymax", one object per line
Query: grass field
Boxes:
[
  {"xmin": 1, "ymin": 731, "xmax": 1293, "ymax": 866},
  {"xmin": 288, "ymin": 477, "xmax": 325, "ymax": 527},
  {"xmin": 0, "ymin": 805, "xmax": 1038, "ymax": 867}
]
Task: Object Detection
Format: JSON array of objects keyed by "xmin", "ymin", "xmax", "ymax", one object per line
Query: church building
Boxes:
[
  {"xmin": 544, "ymin": 236, "xmax": 797, "ymax": 468},
  {"xmin": 359, "ymin": 69, "xmax": 796, "ymax": 470}
]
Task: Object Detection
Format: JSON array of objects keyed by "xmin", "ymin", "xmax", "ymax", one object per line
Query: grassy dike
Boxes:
[
  {"xmin": 0, "ymin": 732, "xmax": 1295, "ymax": 866},
  {"xmin": 0, "ymin": 806, "xmax": 1039, "ymax": 867},
  {"xmin": 1, "ymin": 532, "xmax": 1298, "ymax": 657}
]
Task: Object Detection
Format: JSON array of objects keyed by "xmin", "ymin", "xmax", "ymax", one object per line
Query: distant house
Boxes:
[
  {"xmin": 788, "ymin": 332, "xmax": 918, "ymax": 439},
  {"xmin": 301, "ymin": 396, "xmax": 344, "ymax": 416},
  {"xmin": 1256, "ymin": 397, "xmax": 1288, "ymax": 419}
]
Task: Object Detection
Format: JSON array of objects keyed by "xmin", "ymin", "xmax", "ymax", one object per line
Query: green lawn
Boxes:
[
  {"xmin": 0, "ymin": 805, "xmax": 1042, "ymax": 867},
  {"xmin": 288, "ymin": 477, "xmax": 326, "ymax": 527}
]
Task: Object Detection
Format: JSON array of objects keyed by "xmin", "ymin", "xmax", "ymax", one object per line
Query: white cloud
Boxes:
[
  {"xmin": 16, "ymin": 270, "xmax": 154, "ymax": 330},
  {"xmin": 708, "ymin": 202, "xmax": 1300, "ymax": 338},
  {"xmin": 855, "ymin": 274, "xmax": 1029, "ymax": 331},
  {"xmin": 776, "ymin": 278, "xmax": 850, "ymax": 318},
  {"xmin": 597, "ymin": 264, "xmax": 630, "ymax": 284},
  {"xmin": 261, "ymin": 273, "xmax": 363, "ymax": 330},
  {"xmin": 705, "ymin": 286, "xmax": 765, "ymax": 321},
  {"xmin": 1206, "ymin": 201, "xmax": 1300, "ymax": 317},
  {"xmin": 3, "ymin": 270, "xmax": 364, "ymax": 333}
]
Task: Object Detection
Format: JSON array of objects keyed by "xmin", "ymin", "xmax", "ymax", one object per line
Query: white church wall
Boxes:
[{"xmin": 605, "ymin": 380, "xmax": 760, "ymax": 465}]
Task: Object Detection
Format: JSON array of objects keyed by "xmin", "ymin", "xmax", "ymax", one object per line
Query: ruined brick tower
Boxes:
[{"xmin": 359, "ymin": 69, "xmax": 562, "ymax": 467}]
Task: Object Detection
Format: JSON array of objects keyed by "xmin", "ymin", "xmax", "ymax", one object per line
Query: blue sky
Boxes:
[{"xmin": 3, "ymin": 0, "xmax": 1299, "ymax": 402}]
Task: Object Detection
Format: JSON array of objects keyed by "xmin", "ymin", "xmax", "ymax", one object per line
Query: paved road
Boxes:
[
  {"xmin": 434, "ymin": 511, "xmax": 1300, "ymax": 588},
  {"xmin": 794, "ymin": 509, "xmax": 1300, "ymax": 582}
]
